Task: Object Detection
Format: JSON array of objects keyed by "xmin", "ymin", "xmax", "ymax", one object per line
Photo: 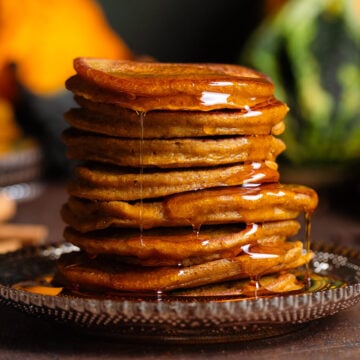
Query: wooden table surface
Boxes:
[{"xmin": 0, "ymin": 182, "xmax": 359, "ymax": 360}]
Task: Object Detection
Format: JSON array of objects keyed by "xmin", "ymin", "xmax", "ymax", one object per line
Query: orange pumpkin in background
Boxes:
[
  {"xmin": 0, "ymin": 0, "xmax": 132, "ymax": 97},
  {"xmin": 0, "ymin": 0, "xmax": 132, "ymax": 179}
]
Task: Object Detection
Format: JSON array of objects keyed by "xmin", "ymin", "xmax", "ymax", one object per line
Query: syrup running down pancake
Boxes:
[{"xmin": 57, "ymin": 58, "xmax": 319, "ymax": 297}]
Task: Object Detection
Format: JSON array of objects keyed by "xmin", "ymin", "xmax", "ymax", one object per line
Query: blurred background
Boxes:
[
  {"xmin": 0, "ymin": 0, "xmax": 359, "ymax": 197},
  {"xmin": 98, "ymin": 0, "xmax": 262, "ymax": 63}
]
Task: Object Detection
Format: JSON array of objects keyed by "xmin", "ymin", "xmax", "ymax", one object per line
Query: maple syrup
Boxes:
[
  {"xmin": 138, "ymin": 111, "xmax": 145, "ymax": 245},
  {"xmin": 12, "ymin": 275, "xmax": 63, "ymax": 296},
  {"xmin": 304, "ymin": 211, "xmax": 314, "ymax": 288},
  {"xmin": 11, "ymin": 269, "xmax": 346, "ymax": 301}
]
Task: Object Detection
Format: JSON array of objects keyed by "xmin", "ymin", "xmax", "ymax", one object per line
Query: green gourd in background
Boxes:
[{"xmin": 242, "ymin": 0, "xmax": 360, "ymax": 169}]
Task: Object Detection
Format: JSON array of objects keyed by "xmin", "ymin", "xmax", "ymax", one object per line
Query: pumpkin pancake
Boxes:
[
  {"xmin": 65, "ymin": 96, "xmax": 287, "ymax": 138},
  {"xmin": 68, "ymin": 58, "xmax": 275, "ymax": 111},
  {"xmin": 56, "ymin": 240, "xmax": 311, "ymax": 292},
  {"xmin": 117, "ymin": 234, "xmax": 289, "ymax": 267},
  {"xmin": 67, "ymin": 161, "xmax": 279, "ymax": 201},
  {"xmin": 64, "ymin": 220, "xmax": 300, "ymax": 266},
  {"xmin": 61, "ymin": 184, "xmax": 318, "ymax": 232},
  {"xmin": 173, "ymin": 272, "xmax": 305, "ymax": 297},
  {"xmin": 62, "ymin": 128, "xmax": 285, "ymax": 168}
]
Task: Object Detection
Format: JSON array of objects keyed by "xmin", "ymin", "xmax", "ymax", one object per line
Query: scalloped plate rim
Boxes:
[{"xmin": 0, "ymin": 242, "xmax": 360, "ymax": 343}]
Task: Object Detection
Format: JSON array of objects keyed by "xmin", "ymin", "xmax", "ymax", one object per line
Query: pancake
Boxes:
[
  {"xmin": 65, "ymin": 96, "xmax": 287, "ymax": 138},
  {"xmin": 64, "ymin": 220, "xmax": 300, "ymax": 266},
  {"xmin": 165, "ymin": 183, "xmax": 318, "ymax": 226},
  {"xmin": 67, "ymin": 161, "xmax": 279, "ymax": 201},
  {"xmin": 61, "ymin": 184, "xmax": 318, "ymax": 232},
  {"xmin": 117, "ymin": 235, "xmax": 289, "ymax": 266},
  {"xmin": 56, "ymin": 240, "xmax": 311, "ymax": 292},
  {"xmin": 173, "ymin": 273, "xmax": 305, "ymax": 297},
  {"xmin": 68, "ymin": 58, "xmax": 275, "ymax": 111},
  {"xmin": 62, "ymin": 128, "xmax": 286, "ymax": 168}
]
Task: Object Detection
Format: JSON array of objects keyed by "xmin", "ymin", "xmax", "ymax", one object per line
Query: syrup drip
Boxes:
[
  {"xmin": 248, "ymin": 276, "xmax": 261, "ymax": 299},
  {"xmin": 242, "ymin": 222, "xmax": 259, "ymax": 237},
  {"xmin": 138, "ymin": 111, "xmax": 146, "ymax": 245},
  {"xmin": 304, "ymin": 212, "xmax": 312, "ymax": 257},
  {"xmin": 241, "ymin": 243, "xmax": 279, "ymax": 259},
  {"xmin": 304, "ymin": 211, "xmax": 313, "ymax": 288},
  {"xmin": 192, "ymin": 224, "xmax": 201, "ymax": 238},
  {"xmin": 242, "ymin": 161, "xmax": 264, "ymax": 188},
  {"xmin": 254, "ymin": 277, "xmax": 260, "ymax": 298},
  {"xmin": 243, "ymin": 105, "xmax": 262, "ymax": 119}
]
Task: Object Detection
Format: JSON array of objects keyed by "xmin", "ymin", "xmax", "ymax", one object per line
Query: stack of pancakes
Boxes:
[{"xmin": 57, "ymin": 58, "xmax": 318, "ymax": 297}]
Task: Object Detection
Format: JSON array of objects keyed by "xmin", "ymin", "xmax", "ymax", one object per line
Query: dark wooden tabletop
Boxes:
[{"xmin": 1, "ymin": 182, "xmax": 359, "ymax": 359}]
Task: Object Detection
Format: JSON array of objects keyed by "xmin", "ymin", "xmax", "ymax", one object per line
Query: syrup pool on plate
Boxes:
[{"xmin": 10, "ymin": 267, "xmax": 347, "ymax": 300}]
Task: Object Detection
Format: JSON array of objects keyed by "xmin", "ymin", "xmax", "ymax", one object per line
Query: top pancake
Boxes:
[{"xmin": 67, "ymin": 58, "xmax": 276, "ymax": 111}]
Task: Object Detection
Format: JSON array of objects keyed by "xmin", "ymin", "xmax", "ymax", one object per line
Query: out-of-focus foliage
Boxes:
[{"xmin": 242, "ymin": 0, "xmax": 360, "ymax": 166}]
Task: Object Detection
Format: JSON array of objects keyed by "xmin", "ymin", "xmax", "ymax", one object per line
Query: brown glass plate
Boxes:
[{"xmin": 0, "ymin": 242, "xmax": 359, "ymax": 344}]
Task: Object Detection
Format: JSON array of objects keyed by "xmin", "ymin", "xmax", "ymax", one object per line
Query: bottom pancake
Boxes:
[
  {"xmin": 56, "ymin": 240, "xmax": 312, "ymax": 292},
  {"xmin": 173, "ymin": 272, "xmax": 305, "ymax": 297}
]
